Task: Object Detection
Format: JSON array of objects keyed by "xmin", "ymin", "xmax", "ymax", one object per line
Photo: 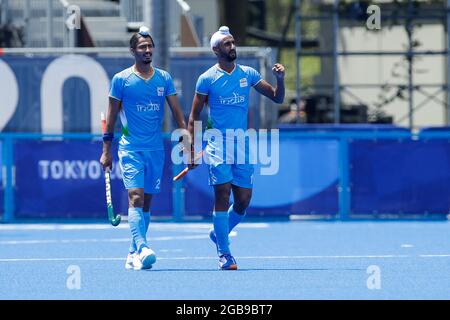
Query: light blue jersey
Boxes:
[
  {"xmin": 196, "ymin": 64, "xmax": 262, "ymax": 188},
  {"xmin": 109, "ymin": 66, "xmax": 176, "ymax": 151},
  {"xmin": 196, "ymin": 64, "xmax": 262, "ymax": 133}
]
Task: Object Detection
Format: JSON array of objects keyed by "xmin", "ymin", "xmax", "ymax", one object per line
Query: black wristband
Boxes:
[{"xmin": 103, "ymin": 133, "xmax": 114, "ymax": 142}]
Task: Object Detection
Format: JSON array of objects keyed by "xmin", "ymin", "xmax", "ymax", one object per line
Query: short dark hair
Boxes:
[{"xmin": 129, "ymin": 33, "xmax": 155, "ymax": 49}]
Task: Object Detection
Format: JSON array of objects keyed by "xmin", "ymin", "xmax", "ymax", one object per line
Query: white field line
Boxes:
[{"xmin": 1, "ymin": 254, "xmax": 450, "ymax": 263}]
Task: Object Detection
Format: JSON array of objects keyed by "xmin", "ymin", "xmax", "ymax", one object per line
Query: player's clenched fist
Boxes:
[
  {"xmin": 100, "ymin": 151, "xmax": 112, "ymax": 171},
  {"xmin": 272, "ymin": 63, "xmax": 285, "ymax": 80}
]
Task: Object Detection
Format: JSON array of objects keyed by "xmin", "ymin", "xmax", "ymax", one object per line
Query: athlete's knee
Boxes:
[
  {"xmin": 214, "ymin": 186, "xmax": 231, "ymax": 210},
  {"xmin": 128, "ymin": 190, "xmax": 144, "ymax": 208},
  {"xmin": 143, "ymin": 194, "xmax": 152, "ymax": 212},
  {"xmin": 234, "ymin": 194, "xmax": 252, "ymax": 213},
  {"xmin": 233, "ymin": 201, "xmax": 250, "ymax": 214},
  {"xmin": 215, "ymin": 193, "xmax": 230, "ymax": 209}
]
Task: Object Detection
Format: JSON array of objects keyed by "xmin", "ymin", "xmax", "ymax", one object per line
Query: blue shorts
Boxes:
[
  {"xmin": 208, "ymin": 163, "xmax": 254, "ymax": 188},
  {"xmin": 118, "ymin": 150, "xmax": 164, "ymax": 194}
]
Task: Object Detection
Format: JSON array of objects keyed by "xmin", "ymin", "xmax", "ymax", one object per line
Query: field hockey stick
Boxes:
[
  {"xmin": 101, "ymin": 112, "xmax": 121, "ymax": 226},
  {"xmin": 173, "ymin": 149, "xmax": 203, "ymax": 181}
]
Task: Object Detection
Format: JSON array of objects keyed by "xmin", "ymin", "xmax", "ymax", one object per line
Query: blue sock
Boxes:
[
  {"xmin": 213, "ymin": 211, "xmax": 230, "ymax": 255},
  {"xmin": 228, "ymin": 204, "xmax": 246, "ymax": 232},
  {"xmin": 128, "ymin": 207, "xmax": 147, "ymax": 253},
  {"xmin": 129, "ymin": 211, "xmax": 150, "ymax": 253}
]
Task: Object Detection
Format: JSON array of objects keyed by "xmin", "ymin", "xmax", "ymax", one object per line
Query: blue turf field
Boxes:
[{"xmin": 1, "ymin": 220, "xmax": 450, "ymax": 299}]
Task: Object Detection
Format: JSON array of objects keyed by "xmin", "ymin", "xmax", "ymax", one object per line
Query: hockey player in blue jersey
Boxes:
[
  {"xmin": 187, "ymin": 26, "xmax": 285, "ymax": 270},
  {"xmin": 100, "ymin": 27, "xmax": 186, "ymax": 270}
]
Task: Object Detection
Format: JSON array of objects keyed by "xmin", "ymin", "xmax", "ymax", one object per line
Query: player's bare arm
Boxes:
[
  {"xmin": 100, "ymin": 97, "xmax": 121, "ymax": 170},
  {"xmin": 188, "ymin": 93, "xmax": 207, "ymax": 139},
  {"xmin": 187, "ymin": 93, "xmax": 208, "ymax": 169},
  {"xmin": 166, "ymin": 94, "xmax": 187, "ymax": 129},
  {"xmin": 254, "ymin": 63, "xmax": 286, "ymax": 104}
]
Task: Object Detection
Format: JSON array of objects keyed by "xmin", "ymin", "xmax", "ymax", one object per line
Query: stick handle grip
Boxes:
[
  {"xmin": 172, "ymin": 150, "xmax": 203, "ymax": 181},
  {"xmin": 101, "ymin": 112, "xmax": 106, "ymax": 134},
  {"xmin": 173, "ymin": 167, "xmax": 189, "ymax": 181}
]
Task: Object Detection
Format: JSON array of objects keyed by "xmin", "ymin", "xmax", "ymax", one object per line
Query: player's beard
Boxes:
[
  {"xmin": 226, "ymin": 50, "xmax": 237, "ymax": 62},
  {"xmin": 219, "ymin": 49, "xmax": 236, "ymax": 62},
  {"xmin": 142, "ymin": 52, "xmax": 152, "ymax": 64}
]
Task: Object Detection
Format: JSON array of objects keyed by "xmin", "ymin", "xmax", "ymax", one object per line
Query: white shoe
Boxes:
[
  {"xmin": 133, "ymin": 253, "xmax": 143, "ymax": 270},
  {"xmin": 139, "ymin": 247, "xmax": 156, "ymax": 270},
  {"xmin": 125, "ymin": 252, "xmax": 140, "ymax": 270},
  {"xmin": 125, "ymin": 252, "xmax": 134, "ymax": 269}
]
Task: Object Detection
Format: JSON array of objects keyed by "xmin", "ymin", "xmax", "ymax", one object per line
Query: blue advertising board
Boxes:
[
  {"xmin": 13, "ymin": 139, "xmax": 173, "ymax": 219},
  {"xmin": 350, "ymin": 139, "xmax": 450, "ymax": 214}
]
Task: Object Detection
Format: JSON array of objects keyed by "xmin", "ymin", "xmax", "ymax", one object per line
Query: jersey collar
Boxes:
[
  {"xmin": 215, "ymin": 63, "xmax": 236, "ymax": 75},
  {"xmin": 132, "ymin": 65, "xmax": 155, "ymax": 82}
]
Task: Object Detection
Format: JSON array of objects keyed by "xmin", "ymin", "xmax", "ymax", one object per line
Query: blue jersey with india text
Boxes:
[
  {"xmin": 195, "ymin": 64, "xmax": 262, "ymax": 133},
  {"xmin": 109, "ymin": 66, "xmax": 176, "ymax": 151}
]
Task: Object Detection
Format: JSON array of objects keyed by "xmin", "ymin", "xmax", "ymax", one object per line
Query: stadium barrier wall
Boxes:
[{"xmin": 1, "ymin": 129, "xmax": 450, "ymax": 222}]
